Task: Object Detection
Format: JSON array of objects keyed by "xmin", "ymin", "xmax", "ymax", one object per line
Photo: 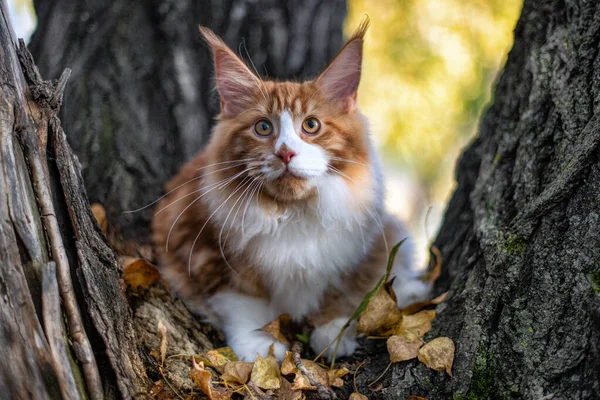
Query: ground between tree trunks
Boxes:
[{"xmin": 3, "ymin": 0, "xmax": 600, "ymax": 399}]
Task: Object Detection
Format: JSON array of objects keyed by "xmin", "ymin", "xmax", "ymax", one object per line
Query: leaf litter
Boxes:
[{"xmin": 134, "ymin": 238, "xmax": 452, "ymax": 398}]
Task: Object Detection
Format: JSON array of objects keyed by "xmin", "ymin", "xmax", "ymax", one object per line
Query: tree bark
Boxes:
[
  {"xmin": 3, "ymin": 0, "xmax": 598, "ymax": 399},
  {"xmin": 29, "ymin": 0, "xmax": 347, "ymax": 245},
  {"xmin": 345, "ymin": 1, "xmax": 600, "ymax": 399},
  {"xmin": 0, "ymin": 1, "xmax": 152, "ymax": 397}
]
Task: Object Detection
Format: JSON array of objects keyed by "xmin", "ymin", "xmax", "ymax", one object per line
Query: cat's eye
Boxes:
[
  {"xmin": 254, "ymin": 119, "xmax": 273, "ymax": 136},
  {"xmin": 302, "ymin": 117, "xmax": 321, "ymax": 135}
]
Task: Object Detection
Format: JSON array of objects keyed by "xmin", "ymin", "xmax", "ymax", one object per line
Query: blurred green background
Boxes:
[{"xmin": 9, "ymin": 0, "xmax": 522, "ymax": 263}]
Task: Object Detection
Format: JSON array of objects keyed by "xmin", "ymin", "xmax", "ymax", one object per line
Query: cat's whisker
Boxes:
[
  {"xmin": 126, "ymin": 156, "xmax": 255, "ymax": 215},
  {"xmin": 165, "ymin": 168, "xmax": 256, "ymax": 251},
  {"xmin": 328, "ymin": 156, "xmax": 370, "ymax": 168},
  {"xmin": 359, "ymin": 220, "xmax": 367, "ymax": 255},
  {"xmin": 198, "ymin": 161, "xmax": 253, "ymax": 178},
  {"xmin": 218, "ymin": 176, "xmax": 256, "ymax": 275},
  {"xmin": 224, "ymin": 178, "xmax": 259, "ymax": 248},
  {"xmin": 188, "ymin": 174, "xmax": 256, "ymax": 276},
  {"xmin": 241, "ymin": 180, "xmax": 263, "ymax": 237},
  {"xmin": 328, "ymin": 165, "xmax": 359, "ymax": 185},
  {"xmin": 365, "ymin": 206, "xmax": 389, "ymax": 257},
  {"xmin": 123, "ymin": 174, "xmax": 203, "ymax": 214},
  {"xmin": 197, "ymin": 158, "xmax": 258, "ymax": 171},
  {"xmin": 156, "ymin": 167, "xmax": 253, "ymax": 217}
]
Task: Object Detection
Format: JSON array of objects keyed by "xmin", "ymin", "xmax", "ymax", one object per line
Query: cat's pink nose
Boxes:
[{"xmin": 276, "ymin": 150, "xmax": 296, "ymax": 165}]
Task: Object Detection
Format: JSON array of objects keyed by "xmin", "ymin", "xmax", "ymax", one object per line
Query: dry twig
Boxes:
[{"xmin": 291, "ymin": 342, "xmax": 337, "ymax": 400}]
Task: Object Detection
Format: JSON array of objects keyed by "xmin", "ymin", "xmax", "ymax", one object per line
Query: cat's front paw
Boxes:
[
  {"xmin": 392, "ymin": 276, "xmax": 432, "ymax": 309},
  {"xmin": 310, "ymin": 317, "xmax": 358, "ymax": 360},
  {"xmin": 228, "ymin": 331, "xmax": 288, "ymax": 362}
]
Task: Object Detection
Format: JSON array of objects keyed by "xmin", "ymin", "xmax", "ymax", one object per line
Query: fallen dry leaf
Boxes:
[
  {"xmin": 190, "ymin": 359, "xmax": 214, "ymax": 397},
  {"xmin": 149, "ymin": 380, "xmax": 164, "ymax": 397},
  {"xmin": 190, "ymin": 358, "xmax": 232, "ymax": 400},
  {"xmin": 275, "ymin": 377, "xmax": 306, "ymax": 400},
  {"xmin": 196, "ymin": 347, "xmax": 238, "ymax": 374},
  {"xmin": 281, "ymin": 351, "xmax": 331, "ymax": 391},
  {"xmin": 357, "ymin": 284, "xmax": 403, "ymax": 336},
  {"xmin": 420, "ymin": 245, "xmax": 442, "ymax": 283},
  {"xmin": 387, "ymin": 335, "xmax": 423, "ymax": 363},
  {"xmin": 401, "ymin": 291, "xmax": 448, "ymax": 315},
  {"xmin": 327, "ymin": 367, "xmax": 350, "ymax": 388},
  {"xmin": 260, "ymin": 314, "xmax": 292, "ymax": 345},
  {"xmin": 221, "ymin": 361, "xmax": 253, "ymax": 385},
  {"xmin": 91, "ymin": 203, "xmax": 108, "ymax": 235},
  {"xmin": 349, "ymin": 393, "xmax": 369, "ymax": 400},
  {"xmin": 251, "ymin": 354, "xmax": 281, "ymax": 390},
  {"xmin": 417, "ymin": 337, "xmax": 455, "ymax": 376},
  {"xmin": 122, "ymin": 257, "xmax": 161, "ymax": 290},
  {"xmin": 408, "ymin": 396, "xmax": 429, "ymax": 400},
  {"xmin": 394, "ymin": 309, "xmax": 436, "ymax": 339}
]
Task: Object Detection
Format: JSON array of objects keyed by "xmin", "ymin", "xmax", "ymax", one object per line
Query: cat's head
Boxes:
[{"xmin": 199, "ymin": 20, "xmax": 374, "ymax": 204}]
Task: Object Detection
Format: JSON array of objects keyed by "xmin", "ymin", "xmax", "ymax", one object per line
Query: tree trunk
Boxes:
[
  {"xmin": 0, "ymin": 1, "xmax": 151, "ymax": 398},
  {"xmin": 346, "ymin": 1, "xmax": 600, "ymax": 399},
  {"xmin": 4, "ymin": 0, "xmax": 599, "ymax": 399},
  {"xmin": 28, "ymin": 0, "xmax": 347, "ymax": 245}
]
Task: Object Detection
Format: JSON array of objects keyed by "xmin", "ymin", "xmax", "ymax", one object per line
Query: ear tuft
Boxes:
[
  {"xmin": 315, "ymin": 17, "xmax": 369, "ymax": 112},
  {"xmin": 347, "ymin": 15, "xmax": 370, "ymax": 42},
  {"xmin": 198, "ymin": 26, "xmax": 262, "ymax": 117}
]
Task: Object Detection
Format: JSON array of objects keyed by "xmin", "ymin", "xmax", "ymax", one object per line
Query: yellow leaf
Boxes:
[
  {"xmin": 357, "ymin": 284, "xmax": 403, "ymax": 336},
  {"xmin": 190, "ymin": 359, "xmax": 233, "ymax": 400},
  {"xmin": 122, "ymin": 257, "xmax": 160, "ymax": 290},
  {"xmin": 250, "ymin": 354, "xmax": 281, "ymax": 390},
  {"xmin": 387, "ymin": 335, "xmax": 423, "ymax": 362},
  {"xmin": 394, "ymin": 310, "xmax": 436, "ymax": 339},
  {"xmin": 196, "ymin": 347, "xmax": 238, "ymax": 374},
  {"xmin": 281, "ymin": 351, "xmax": 296, "ymax": 375},
  {"xmin": 349, "ymin": 393, "xmax": 368, "ymax": 400},
  {"xmin": 260, "ymin": 314, "xmax": 292, "ymax": 345},
  {"xmin": 327, "ymin": 367, "xmax": 350, "ymax": 388},
  {"xmin": 190, "ymin": 359, "xmax": 213, "ymax": 397},
  {"xmin": 417, "ymin": 337, "xmax": 455, "ymax": 376},
  {"xmin": 91, "ymin": 203, "xmax": 108, "ymax": 235},
  {"xmin": 221, "ymin": 361, "xmax": 253, "ymax": 385}
]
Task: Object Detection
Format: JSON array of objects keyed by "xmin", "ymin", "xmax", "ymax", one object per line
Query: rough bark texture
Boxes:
[
  {"xmin": 1, "ymin": 1, "xmax": 217, "ymax": 398},
  {"xmin": 344, "ymin": 1, "xmax": 600, "ymax": 399},
  {"xmin": 29, "ymin": 0, "xmax": 347, "ymax": 245},
  {"xmin": 5, "ymin": 0, "xmax": 599, "ymax": 399}
]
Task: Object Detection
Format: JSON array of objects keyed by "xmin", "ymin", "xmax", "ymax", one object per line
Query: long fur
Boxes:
[{"xmin": 152, "ymin": 20, "xmax": 430, "ymax": 361}]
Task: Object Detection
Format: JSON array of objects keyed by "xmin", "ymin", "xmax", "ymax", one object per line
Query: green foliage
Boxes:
[{"xmin": 323, "ymin": 239, "xmax": 407, "ymax": 368}]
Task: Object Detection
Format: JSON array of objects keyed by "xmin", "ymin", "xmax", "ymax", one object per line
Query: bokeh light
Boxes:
[{"xmin": 346, "ymin": 0, "xmax": 522, "ymax": 260}]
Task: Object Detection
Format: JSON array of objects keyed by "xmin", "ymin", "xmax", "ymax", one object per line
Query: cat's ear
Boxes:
[
  {"xmin": 199, "ymin": 26, "xmax": 262, "ymax": 117},
  {"xmin": 315, "ymin": 17, "xmax": 369, "ymax": 112}
]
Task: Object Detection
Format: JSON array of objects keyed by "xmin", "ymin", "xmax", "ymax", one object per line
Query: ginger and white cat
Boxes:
[{"xmin": 152, "ymin": 21, "xmax": 430, "ymax": 361}]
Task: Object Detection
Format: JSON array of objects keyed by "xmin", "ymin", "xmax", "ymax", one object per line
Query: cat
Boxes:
[{"xmin": 151, "ymin": 20, "xmax": 431, "ymax": 362}]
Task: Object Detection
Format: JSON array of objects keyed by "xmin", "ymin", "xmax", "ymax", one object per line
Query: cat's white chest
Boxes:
[
  {"xmin": 253, "ymin": 215, "xmax": 366, "ymax": 319},
  {"xmin": 234, "ymin": 177, "xmax": 377, "ymax": 319}
]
